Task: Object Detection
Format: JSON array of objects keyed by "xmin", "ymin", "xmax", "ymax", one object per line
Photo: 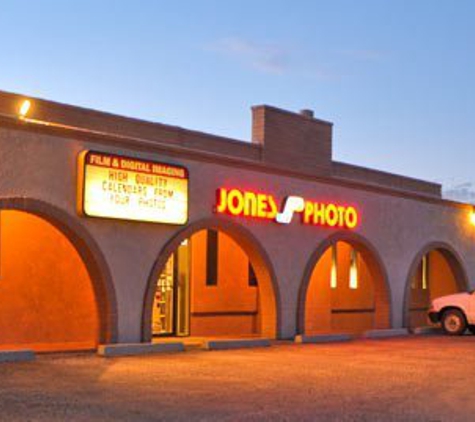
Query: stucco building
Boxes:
[{"xmin": 0, "ymin": 90, "xmax": 473, "ymax": 352}]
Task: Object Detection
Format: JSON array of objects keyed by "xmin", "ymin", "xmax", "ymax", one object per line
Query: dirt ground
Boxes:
[{"xmin": 0, "ymin": 336, "xmax": 474, "ymax": 421}]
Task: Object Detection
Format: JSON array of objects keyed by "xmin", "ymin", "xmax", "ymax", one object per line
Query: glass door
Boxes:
[{"xmin": 152, "ymin": 239, "xmax": 191, "ymax": 337}]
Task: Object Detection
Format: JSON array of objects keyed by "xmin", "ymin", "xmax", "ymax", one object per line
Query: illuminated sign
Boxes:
[
  {"xmin": 80, "ymin": 151, "xmax": 188, "ymax": 224},
  {"xmin": 215, "ymin": 188, "xmax": 358, "ymax": 229}
]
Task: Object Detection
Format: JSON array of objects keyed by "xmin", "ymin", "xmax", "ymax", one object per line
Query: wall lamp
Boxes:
[
  {"xmin": 18, "ymin": 99, "xmax": 32, "ymax": 119},
  {"xmin": 470, "ymin": 207, "xmax": 475, "ymax": 226}
]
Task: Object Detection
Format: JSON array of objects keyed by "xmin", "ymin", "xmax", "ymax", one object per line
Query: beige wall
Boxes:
[
  {"xmin": 0, "ymin": 211, "xmax": 98, "ymax": 351},
  {"xmin": 0, "ymin": 123, "xmax": 473, "ymax": 344}
]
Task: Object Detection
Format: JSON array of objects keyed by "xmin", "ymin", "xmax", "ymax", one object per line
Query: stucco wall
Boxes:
[
  {"xmin": 189, "ymin": 230, "xmax": 258, "ymax": 336},
  {"xmin": 0, "ymin": 210, "xmax": 98, "ymax": 351},
  {"xmin": 0, "ymin": 124, "xmax": 474, "ymax": 343},
  {"xmin": 304, "ymin": 241, "xmax": 388, "ymax": 334}
]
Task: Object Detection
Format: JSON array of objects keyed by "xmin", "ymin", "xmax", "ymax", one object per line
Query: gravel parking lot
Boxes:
[{"xmin": 0, "ymin": 336, "xmax": 474, "ymax": 421}]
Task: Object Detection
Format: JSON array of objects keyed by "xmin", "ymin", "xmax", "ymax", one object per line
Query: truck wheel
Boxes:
[{"xmin": 441, "ymin": 309, "xmax": 467, "ymax": 335}]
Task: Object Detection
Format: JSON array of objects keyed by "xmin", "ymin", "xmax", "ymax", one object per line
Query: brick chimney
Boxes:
[{"xmin": 251, "ymin": 105, "xmax": 333, "ymax": 176}]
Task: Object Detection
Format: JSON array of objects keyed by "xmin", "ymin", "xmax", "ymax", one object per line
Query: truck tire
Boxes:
[{"xmin": 441, "ymin": 309, "xmax": 467, "ymax": 336}]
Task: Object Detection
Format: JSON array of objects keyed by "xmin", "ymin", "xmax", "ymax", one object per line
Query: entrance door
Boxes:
[{"xmin": 152, "ymin": 241, "xmax": 190, "ymax": 337}]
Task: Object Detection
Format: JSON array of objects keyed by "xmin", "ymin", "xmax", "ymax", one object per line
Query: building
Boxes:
[{"xmin": 0, "ymin": 90, "xmax": 473, "ymax": 352}]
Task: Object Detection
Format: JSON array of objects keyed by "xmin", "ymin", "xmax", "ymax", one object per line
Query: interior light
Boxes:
[
  {"xmin": 349, "ymin": 249, "xmax": 358, "ymax": 289},
  {"xmin": 421, "ymin": 254, "xmax": 428, "ymax": 290},
  {"xmin": 330, "ymin": 245, "xmax": 337, "ymax": 289},
  {"xmin": 18, "ymin": 99, "xmax": 31, "ymax": 118}
]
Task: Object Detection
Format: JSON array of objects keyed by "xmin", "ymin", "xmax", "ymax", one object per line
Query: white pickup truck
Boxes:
[{"xmin": 428, "ymin": 292, "xmax": 475, "ymax": 335}]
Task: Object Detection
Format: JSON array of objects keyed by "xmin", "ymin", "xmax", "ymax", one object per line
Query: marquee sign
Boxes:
[
  {"xmin": 79, "ymin": 151, "xmax": 188, "ymax": 224},
  {"xmin": 215, "ymin": 188, "xmax": 358, "ymax": 229}
]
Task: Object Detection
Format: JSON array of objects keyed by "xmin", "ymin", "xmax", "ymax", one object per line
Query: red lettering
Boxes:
[{"xmin": 214, "ymin": 188, "xmax": 359, "ymax": 229}]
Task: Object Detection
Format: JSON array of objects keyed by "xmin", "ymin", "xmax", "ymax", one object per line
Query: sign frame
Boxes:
[{"xmin": 78, "ymin": 150, "xmax": 189, "ymax": 225}]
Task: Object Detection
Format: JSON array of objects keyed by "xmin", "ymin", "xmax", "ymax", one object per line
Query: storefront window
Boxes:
[
  {"xmin": 206, "ymin": 230, "xmax": 218, "ymax": 286},
  {"xmin": 248, "ymin": 262, "xmax": 258, "ymax": 287}
]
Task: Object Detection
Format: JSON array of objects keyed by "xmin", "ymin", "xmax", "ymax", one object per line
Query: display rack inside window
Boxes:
[{"xmin": 152, "ymin": 255, "xmax": 175, "ymax": 336}]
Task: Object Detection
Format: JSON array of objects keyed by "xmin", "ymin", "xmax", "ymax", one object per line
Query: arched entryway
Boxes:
[
  {"xmin": 404, "ymin": 242, "xmax": 469, "ymax": 329},
  {"xmin": 298, "ymin": 232, "xmax": 391, "ymax": 335},
  {"xmin": 142, "ymin": 218, "xmax": 280, "ymax": 341},
  {"xmin": 0, "ymin": 198, "xmax": 117, "ymax": 352}
]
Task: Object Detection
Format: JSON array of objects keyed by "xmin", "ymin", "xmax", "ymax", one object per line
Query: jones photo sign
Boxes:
[{"xmin": 215, "ymin": 187, "xmax": 359, "ymax": 229}]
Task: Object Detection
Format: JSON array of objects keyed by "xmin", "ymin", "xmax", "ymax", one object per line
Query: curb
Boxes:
[
  {"xmin": 363, "ymin": 328, "xmax": 410, "ymax": 339},
  {"xmin": 411, "ymin": 326, "xmax": 443, "ymax": 335},
  {"xmin": 294, "ymin": 333, "xmax": 353, "ymax": 344},
  {"xmin": 204, "ymin": 338, "xmax": 271, "ymax": 351},
  {"xmin": 98, "ymin": 342, "xmax": 185, "ymax": 357},
  {"xmin": 0, "ymin": 349, "xmax": 35, "ymax": 363}
]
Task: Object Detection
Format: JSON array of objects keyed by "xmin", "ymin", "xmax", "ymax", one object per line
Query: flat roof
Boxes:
[{"xmin": 0, "ymin": 90, "xmax": 456, "ymax": 207}]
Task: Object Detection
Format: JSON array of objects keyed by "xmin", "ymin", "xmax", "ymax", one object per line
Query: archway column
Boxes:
[
  {"xmin": 386, "ymin": 264, "xmax": 408, "ymax": 329},
  {"xmin": 271, "ymin": 254, "xmax": 309, "ymax": 339},
  {"xmin": 89, "ymin": 226, "xmax": 171, "ymax": 344}
]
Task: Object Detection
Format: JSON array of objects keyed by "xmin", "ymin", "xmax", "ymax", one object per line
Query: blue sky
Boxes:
[{"xmin": 1, "ymin": 1, "xmax": 474, "ymax": 195}]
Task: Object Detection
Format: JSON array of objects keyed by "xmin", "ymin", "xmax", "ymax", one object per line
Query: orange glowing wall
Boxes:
[
  {"xmin": 408, "ymin": 260, "xmax": 430, "ymax": 328},
  {"xmin": 331, "ymin": 243, "xmax": 375, "ymax": 333},
  {"xmin": 429, "ymin": 250, "xmax": 460, "ymax": 299},
  {"xmin": 189, "ymin": 231, "xmax": 259, "ymax": 336},
  {"xmin": 305, "ymin": 247, "xmax": 332, "ymax": 334},
  {"xmin": 409, "ymin": 250, "xmax": 460, "ymax": 328},
  {"xmin": 305, "ymin": 242, "xmax": 388, "ymax": 334},
  {"xmin": 0, "ymin": 211, "xmax": 98, "ymax": 352}
]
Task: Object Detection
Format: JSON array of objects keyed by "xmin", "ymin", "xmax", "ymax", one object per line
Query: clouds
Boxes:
[
  {"xmin": 208, "ymin": 37, "xmax": 288, "ymax": 75},
  {"xmin": 443, "ymin": 181, "xmax": 475, "ymax": 203},
  {"xmin": 206, "ymin": 37, "xmax": 335, "ymax": 80},
  {"xmin": 207, "ymin": 37, "xmax": 388, "ymax": 80}
]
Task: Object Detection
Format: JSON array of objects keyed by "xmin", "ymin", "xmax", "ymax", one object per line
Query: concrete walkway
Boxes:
[{"xmin": 0, "ymin": 336, "xmax": 473, "ymax": 421}]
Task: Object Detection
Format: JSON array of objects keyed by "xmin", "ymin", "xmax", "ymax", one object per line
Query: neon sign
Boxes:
[
  {"xmin": 215, "ymin": 188, "xmax": 359, "ymax": 229},
  {"xmin": 216, "ymin": 189, "xmax": 277, "ymax": 219}
]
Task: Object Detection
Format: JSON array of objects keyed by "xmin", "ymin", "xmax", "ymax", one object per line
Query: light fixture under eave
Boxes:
[
  {"xmin": 18, "ymin": 99, "xmax": 32, "ymax": 118},
  {"xmin": 470, "ymin": 209, "xmax": 475, "ymax": 226}
]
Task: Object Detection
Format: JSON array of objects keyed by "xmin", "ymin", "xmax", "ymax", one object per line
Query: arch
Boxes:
[
  {"xmin": 403, "ymin": 241, "xmax": 469, "ymax": 328},
  {"xmin": 297, "ymin": 231, "xmax": 392, "ymax": 334},
  {"xmin": 0, "ymin": 197, "xmax": 118, "ymax": 345},
  {"xmin": 142, "ymin": 217, "xmax": 281, "ymax": 341}
]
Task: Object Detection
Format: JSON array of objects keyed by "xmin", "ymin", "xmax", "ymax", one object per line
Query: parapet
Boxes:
[{"xmin": 0, "ymin": 90, "xmax": 441, "ymax": 198}]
